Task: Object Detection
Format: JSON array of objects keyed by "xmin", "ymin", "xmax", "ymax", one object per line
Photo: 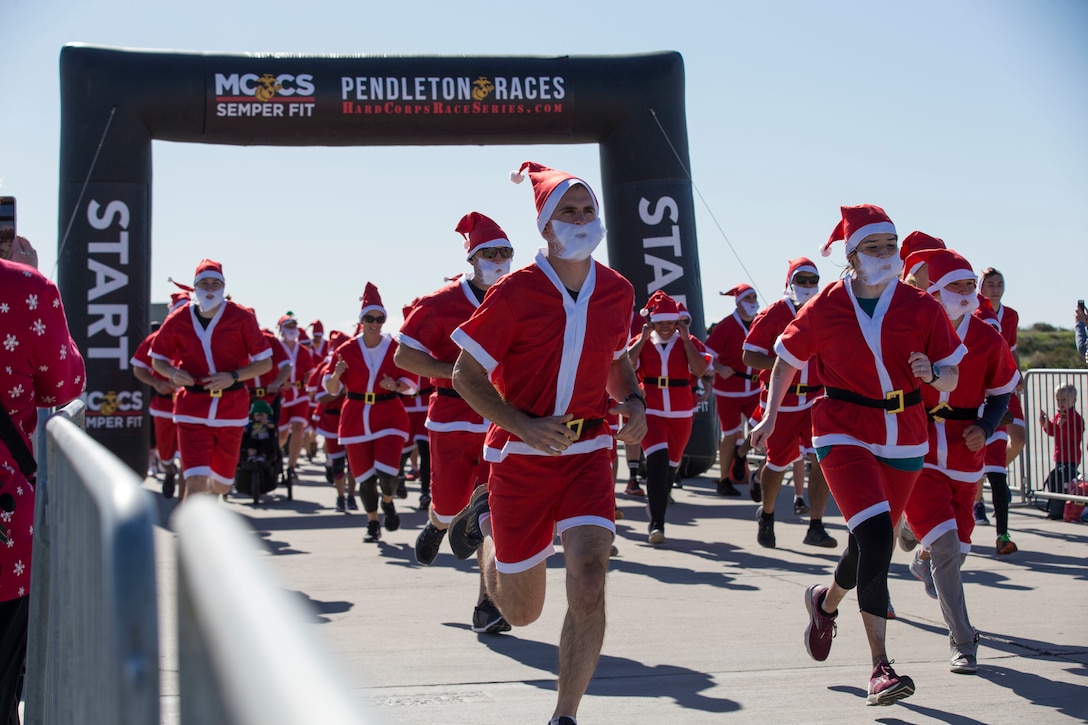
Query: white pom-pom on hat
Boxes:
[{"xmin": 510, "ymin": 169, "xmax": 526, "ymax": 184}]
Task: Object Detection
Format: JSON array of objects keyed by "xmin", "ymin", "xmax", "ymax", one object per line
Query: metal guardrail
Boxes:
[
  {"xmin": 172, "ymin": 497, "xmax": 372, "ymax": 725},
  {"xmin": 1013, "ymin": 369, "xmax": 1088, "ymax": 508},
  {"xmin": 25, "ymin": 399, "xmax": 160, "ymax": 725}
]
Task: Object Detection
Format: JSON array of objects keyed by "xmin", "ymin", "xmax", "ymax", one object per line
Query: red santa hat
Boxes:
[
  {"xmin": 720, "ymin": 284, "xmax": 756, "ymax": 302},
  {"xmin": 677, "ymin": 302, "xmax": 692, "ymax": 322},
  {"xmin": 309, "ymin": 319, "xmax": 324, "ymax": 336},
  {"xmin": 925, "ymin": 249, "xmax": 977, "ymax": 294},
  {"xmin": 327, "ymin": 329, "xmax": 347, "ymax": 349},
  {"xmin": 168, "ymin": 292, "xmax": 189, "ymax": 312},
  {"xmin": 510, "ymin": 161, "xmax": 599, "ymax": 233},
  {"xmin": 358, "ymin": 281, "xmax": 387, "ymax": 321},
  {"xmin": 820, "ymin": 204, "xmax": 896, "ymax": 258},
  {"xmin": 277, "ymin": 313, "xmax": 298, "ymax": 330},
  {"xmin": 899, "ymin": 231, "xmax": 946, "ymax": 276},
  {"xmin": 784, "ymin": 257, "xmax": 819, "ymax": 294},
  {"xmin": 639, "ymin": 290, "xmax": 681, "ymax": 322},
  {"xmin": 402, "ymin": 296, "xmax": 421, "ymax": 321},
  {"xmin": 455, "ymin": 212, "xmax": 512, "ymax": 262},
  {"xmin": 193, "ymin": 258, "xmax": 225, "ymax": 285}
]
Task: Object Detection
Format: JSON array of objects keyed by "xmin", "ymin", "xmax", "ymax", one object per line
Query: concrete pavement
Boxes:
[{"xmin": 145, "ymin": 455, "xmax": 1088, "ymax": 724}]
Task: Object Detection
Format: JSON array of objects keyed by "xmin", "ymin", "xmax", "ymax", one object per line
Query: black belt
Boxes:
[
  {"xmin": 185, "ymin": 381, "xmax": 246, "ymax": 398},
  {"xmin": 564, "ymin": 417, "xmax": 606, "ymax": 441},
  {"xmin": 436, "ymin": 387, "xmax": 462, "ymax": 398},
  {"xmin": 416, "ymin": 387, "xmax": 434, "ymax": 397},
  {"xmin": 824, "ymin": 386, "xmax": 922, "ymax": 414},
  {"xmin": 927, "ymin": 402, "xmax": 979, "ymax": 422},
  {"xmin": 643, "ymin": 377, "xmax": 690, "ymax": 388},
  {"xmin": 154, "ymin": 390, "xmax": 173, "ymax": 399},
  {"xmin": 346, "ymin": 391, "xmax": 399, "ymax": 404},
  {"xmin": 733, "ymin": 371, "xmax": 755, "ymax": 381},
  {"xmin": 790, "ymin": 384, "xmax": 823, "ymax": 395},
  {"xmin": 326, "ymin": 408, "xmax": 341, "ymax": 416}
]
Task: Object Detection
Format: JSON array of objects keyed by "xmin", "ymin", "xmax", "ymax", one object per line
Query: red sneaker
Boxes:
[
  {"xmin": 804, "ymin": 584, "xmax": 837, "ymax": 661},
  {"xmin": 867, "ymin": 660, "xmax": 915, "ymax": 706}
]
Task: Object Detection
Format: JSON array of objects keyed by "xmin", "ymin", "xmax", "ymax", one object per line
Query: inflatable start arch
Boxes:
[{"xmin": 58, "ymin": 44, "xmax": 715, "ymax": 476}]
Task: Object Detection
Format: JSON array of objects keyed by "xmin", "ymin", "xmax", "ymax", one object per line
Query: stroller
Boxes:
[{"xmin": 234, "ymin": 400, "xmax": 287, "ymax": 505}]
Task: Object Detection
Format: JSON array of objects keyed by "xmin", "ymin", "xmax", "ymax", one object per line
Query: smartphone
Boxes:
[
  {"xmin": 0, "ymin": 196, "xmax": 15, "ymax": 260},
  {"xmin": 1079, "ymin": 299, "xmax": 1087, "ymax": 313}
]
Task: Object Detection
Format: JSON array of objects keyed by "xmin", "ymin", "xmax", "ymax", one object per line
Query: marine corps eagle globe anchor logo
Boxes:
[
  {"xmin": 472, "ymin": 77, "xmax": 495, "ymax": 101},
  {"xmin": 99, "ymin": 391, "xmax": 120, "ymax": 415},
  {"xmin": 255, "ymin": 74, "xmax": 283, "ymax": 101}
]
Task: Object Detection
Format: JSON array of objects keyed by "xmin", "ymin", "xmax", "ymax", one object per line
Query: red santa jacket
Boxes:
[{"xmin": 705, "ymin": 311, "xmax": 759, "ymax": 398}]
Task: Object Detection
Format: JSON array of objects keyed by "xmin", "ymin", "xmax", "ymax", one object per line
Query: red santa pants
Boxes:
[{"xmin": 429, "ymin": 429, "xmax": 488, "ymax": 521}]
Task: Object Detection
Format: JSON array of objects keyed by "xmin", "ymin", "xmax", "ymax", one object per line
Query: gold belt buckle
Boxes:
[
  {"xmin": 254, "ymin": 387, "xmax": 266, "ymax": 398},
  {"xmin": 364, "ymin": 391, "xmax": 376, "ymax": 405},
  {"xmin": 657, "ymin": 377, "xmax": 669, "ymax": 387},
  {"xmin": 210, "ymin": 387, "xmax": 223, "ymax": 398},
  {"xmin": 928, "ymin": 400, "xmax": 952, "ymax": 422},
  {"xmin": 885, "ymin": 389, "xmax": 905, "ymax": 414},
  {"xmin": 295, "ymin": 380, "xmax": 304, "ymax": 390},
  {"xmin": 565, "ymin": 417, "xmax": 585, "ymax": 440}
]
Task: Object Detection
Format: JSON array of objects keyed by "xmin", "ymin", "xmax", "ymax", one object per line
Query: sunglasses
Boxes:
[
  {"xmin": 362, "ymin": 315, "xmax": 386, "ymax": 324},
  {"xmin": 477, "ymin": 247, "xmax": 514, "ymax": 260},
  {"xmin": 792, "ymin": 275, "xmax": 820, "ymax": 285}
]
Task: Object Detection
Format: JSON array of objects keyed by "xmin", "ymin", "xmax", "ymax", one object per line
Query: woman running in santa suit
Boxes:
[{"xmin": 751, "ymin": 204, "xmax": 966, "ymax": 706}]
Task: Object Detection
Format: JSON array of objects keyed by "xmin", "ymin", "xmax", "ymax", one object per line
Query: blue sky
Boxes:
[{"xmin": 2, "ymin": 0, "xmax": 1085, "ymax": 335}]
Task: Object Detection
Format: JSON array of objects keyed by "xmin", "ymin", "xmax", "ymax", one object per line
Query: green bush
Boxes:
[{"xmin": 1017, "ymin": 327, "xmax": 1083, "ymax": 371}]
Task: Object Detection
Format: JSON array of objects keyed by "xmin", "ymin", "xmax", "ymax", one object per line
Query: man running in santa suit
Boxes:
[
  {"xmin": 447, "ymin": 162, "xmax": 647, "ymax": 725},
  {"xmin": 152, "ymin": 259, "xmax": 273, "ymax": 497},
  {"xmin": 324, "ymin": 283, "xmax": 416, "ymax": 544},
  {"xmin": 903, "ymin": 248, "xmax": 1019, "ymax": 674},
  {"xmin": 743, "ymin": 257, "xmax": 837, "ymax": 549},
  {"xmin": 704, "ymin": 284, "xmax": 761, "ymax": 497},
  {"xmin": 395, "ymin": 212, "xmax": 515, "ymax": 633},
  {"xmin": 274, "ymin": 314, "xmax": 315, "ymax": 484},
  {"xmin": 131, "ymin": 292, "xmax": 189, "ymax": 499}
]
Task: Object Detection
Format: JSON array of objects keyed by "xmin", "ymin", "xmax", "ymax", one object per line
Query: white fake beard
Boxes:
[
  {"xmin": 739, "ymin": 300, "xmax": 760, "ymax": 317},
  {"xmin": 282, "ymin": 328, "xmax": 300, "ymax": 342},
  {"xmin": 788, "ymin": 285, "xmax": 819, "ymax": 306},
  {"xmin": 853, "ymin": 253, "xmax": 903, "ymax": 287},
  {"xmin": 476, "ymin": 258, "xmax": 511, "ymax": 286},
  {"xmin": 196, "ymin": 289, "xmax": 225, "ymax": 313},
  {"xmin": 549, "ymin": 219, "xmax": 605, "ymax": 261},
  {"xmin": 940, "ymin": 290, "xmax": 980, "ymax": 320}
]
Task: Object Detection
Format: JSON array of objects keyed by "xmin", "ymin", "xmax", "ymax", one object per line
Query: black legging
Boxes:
[
  {"xmin": 833, "ymin": 512, "xmax": 894, "ymax": 618},
  {"xmin": 987, "ymin": 471, "xmax": 1010, "ymax": 535},
  {"xmin": 645, "ymin": 450, "xmax": 672, "ymax": 526},
  {"xmin": 0, "ymin": 596, "xmax": 28, "ymax": 725}
]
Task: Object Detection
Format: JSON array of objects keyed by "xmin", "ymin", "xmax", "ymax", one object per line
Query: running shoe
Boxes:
[
  {"xmin": 335, "ymin": 495, "xmax": 346, "ymax": 513},
  {"xmin": 717, "ymin": 480, "xmax": 741, "ymax": 497},
  {"xmin": 448, "ymin": 484, "xmax": 489, "ymax": 559},
  {"xmin": 973, "ymin": 501, "xmax": 990, "ymax": 526},
  {"xmin": 804, "ymin": 584, "xmax": 837, "ymax": 661},
  {"xmin": 949, "ymin": 632, "xmax": 980, "ymax": 674},
  {"xmin": 396, "ymin": 475, "xmax": 408, "ymax": 500},
  {"xmin": 730, "ymin": 454, "xmax": 747, "ymax": 482},
  {"xmin": 794, "ymin": 496, "xmax": 810, "ymax": 515},
  {"xmin": 897, "ymin": 520, "xmax": 919, "ymax": 552},
  {"xmin": 625, "ymin": 482, "xmax": 646, "ymax": 497},
  {"xmin": 756, "ymin": 508, "xmax": 775, "ymax": 548},
  {"xmin": 909, "ymin": 552, "xmax": 938, "ymax": 600},
  {"xmin": 995, "ymin": 533, "xmax": 1018, "ymax": 556},
  {"xmin": 419, "ymin": 492, "xmax": 431, "ymax": 510},
  {"xmin": 162, "ymin": 471, "xmax": 176, "ymax": 500},
  {"xmin": 381, "ymin": 500, "xmax": 400, "ymax": 532},
  {"xmin": 803, "ymin": 522, "xmax": 837, "ymax": 548},
  {"xmin": 749, "ymin": 470, "xmax": 762, "ymax": 503},
  {"xmin": 363, "ymin": 520, "xmax": 381, "ymax": 543},
  {"xmin": 414, "ymin": 522, "xmax": 447, "ymax": 566},
  {"xmin": 471, "ymin": 597, "xmax": 511, "ymax": 634},
  {"xmin": 346, "ymin": 495, "xmax": 358, "ymax": 511},
  {"xmin": 648, "ymin": 522, "xmax": 666, "ymax": 545},
  {"xmin": 867, "ymin": 660, "xmax": 915, "ymax": 705}
]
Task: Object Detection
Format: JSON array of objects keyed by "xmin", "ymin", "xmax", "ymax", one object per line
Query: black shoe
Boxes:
[
  {"xmin": 730, "ymin": 454, "xmax": 747, "ymax": 482},
  {"xmin": 162, "ymin": 471, "xmax": 176, "ymax": 499},
  {"xmin": 449, "ymin": 485, "xmax": 489, "ymax": 559},
  {"xmin": 419, "ymin": 492, "xmax": 432, "ymax": 510},
  {"xmin": 803, "ymin": 522, "xmax": 838, "ymax": 548},
  {"xmin": 414, "ymin": 522, "xmax": 447, "ymax": 566},
  {"xmin": 794, "ymin": 496, "xmax": 810, "ymax": 515},
  {"xmin": 749, "ymin": 471, "xmax": 763, "ymax": 503},
  {"xmin": 335, "ymin": 495, "xmax": 346, "ymax": 513},
  {"xmin": 346, "ymin": 495, "xmax": 358, "ymax": 511},
  {"xmin": 381, "ymin": 500, "xmax": 401, "ymax": 531},
  {"xmin": 717, "ymin": 479, "xmax": 741, "ymax": 497},
  {"xmin": 757, "ymin": 509, "xmax": 776, "ymax": 548},
  {"xmin": 363, "ymin": 520, "xmax": 382, "ymax": 543},
  {"xmin": 396, "ymin": 475, "xmax": 408, "ymax": 499},
  {"xmin": 471, "ymin": 597, "xmax": 511, "ymax": 634}
]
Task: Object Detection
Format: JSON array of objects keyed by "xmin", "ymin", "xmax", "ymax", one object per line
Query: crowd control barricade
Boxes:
[
  {"xmin": 173, "ymin": 497, "xmax": 372, "ymax": 725},
  {"xmin": 1015, "ymin": 369, "xmax": 1088, "ymax": 508},
  {"xmin": 25, "ymin": 400, "xmax": 160, "ymax": 725}
]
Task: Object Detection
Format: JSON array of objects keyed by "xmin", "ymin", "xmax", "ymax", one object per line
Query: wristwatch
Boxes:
[
  {"xmin": 230, "ymin": 371, "xmax": 240, "ymax": 381},
  {"xmin": 623, "ymin": 392, "xmax": 646, "ymax": 408},
  {"xmin": 926, "ymin": 364, "xmax": 940, "ymax": 385}
]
